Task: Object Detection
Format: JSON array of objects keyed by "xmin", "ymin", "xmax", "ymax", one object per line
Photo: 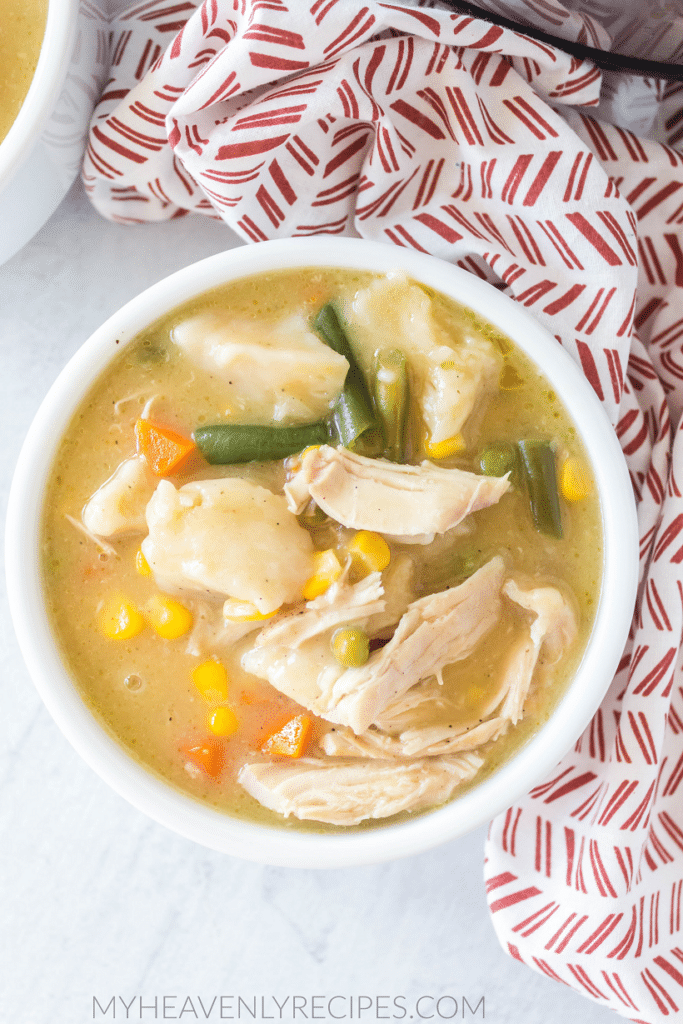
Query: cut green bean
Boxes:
[
  {"xmin": 313, "ymin": 303, "xmax": 355, "ymax": 361},
  {"xmin": 374, "ymin": 348, "xmax": 408, "ymax": 462},
  {"xmin": 417, "ymin": 548, "xmax": 483, "ymax": 596},
  {"xmin": 332, "ymin": 388, "xmax": 376, "ymax": 448},
  {"xmin": 479, "ymin": 441, "xmax": 516, "ymax": 478},
  {"xmin": 349, "ymin": 426, "xmax": 385, "ymax": 459},
  {"xmin": 517, "ymin": 439, "xmax": 563, "ymax": 538},
  {"xmin": 194, "ymin": 421, "xmax": 328, "ymax": 464},
  {"xmin": 313, "ymin": 303, "xmax": 378, "ymax": 448}
]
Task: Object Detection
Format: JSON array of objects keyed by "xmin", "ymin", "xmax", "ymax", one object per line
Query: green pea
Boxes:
[
  {"xmin": 479, "ymin": 441, "xmax": 516, "ymax": 477},
  {"xmin": 331, "ymin": 627, "xmax": 370, "ymax": 668}
]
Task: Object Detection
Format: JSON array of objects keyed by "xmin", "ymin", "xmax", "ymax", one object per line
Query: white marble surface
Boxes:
[{"xmin": 0, "ymin": 183, "xmax": 620, "ymax": 1024}]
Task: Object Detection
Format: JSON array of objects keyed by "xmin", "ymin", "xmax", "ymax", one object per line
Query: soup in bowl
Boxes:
[
  {"xmin": 0, "ymin": 0, "xmax": 103, "ymax": 266},
  {"xmin": 0, "ymin": 0, "xmax": 48, "ymax": 145},
  {"xmin": 6, "ymin": 238, "xmax": 638, "ymax": 866}
]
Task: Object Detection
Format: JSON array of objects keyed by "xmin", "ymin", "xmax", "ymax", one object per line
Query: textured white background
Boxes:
[{"xmin": 0, "ymin": 174, "xmax": 625, "ymax": 1024}]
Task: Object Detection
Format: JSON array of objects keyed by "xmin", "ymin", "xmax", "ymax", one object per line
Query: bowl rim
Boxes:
[
  {"xmin": 5, "ymin": 237, "xmax": 639, "ymax": 867},
  {"xmin": 0, "ymin": 0, "xmax": 79, "ymax": 193}
]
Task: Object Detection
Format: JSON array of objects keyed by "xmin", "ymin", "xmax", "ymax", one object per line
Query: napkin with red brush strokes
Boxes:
[{"xmin": 84, "ymin": 2, "xmax": 683, "ymax": 1018}]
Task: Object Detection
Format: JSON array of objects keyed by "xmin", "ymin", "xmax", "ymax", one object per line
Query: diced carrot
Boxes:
[
  {"xmin": 260, "ymin": 714, "xmax": 312, "ymax": 759},
  {"xmin": 135, "ymin": 418, "xmax": 196, "ymax": 476},
  {"xmin": 182, "ymin": 738, "xmax": 224, "ymax": 779}
]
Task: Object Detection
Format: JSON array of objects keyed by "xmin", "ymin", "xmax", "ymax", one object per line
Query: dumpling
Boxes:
[
  {"xmin": 346, "ymin": 273, "xmax": 501, "ymax": 443},
  {"xmin": 172, "ymin": 311, "xmax": 349, "ymax": 423},
  {"xmin": 142, "ymin": 477, "xmax": 314, "ymax": 613}
]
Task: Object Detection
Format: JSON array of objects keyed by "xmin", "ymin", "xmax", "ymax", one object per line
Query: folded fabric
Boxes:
[{"xmin": 83, "ymin": 1, "xmax": 683, "ymax": 1019}]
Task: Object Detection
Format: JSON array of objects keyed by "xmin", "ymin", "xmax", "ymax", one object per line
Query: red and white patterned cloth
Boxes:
[{"xmin": 84, "ymin": 2, "xmax": 683, "ymax": 1019}]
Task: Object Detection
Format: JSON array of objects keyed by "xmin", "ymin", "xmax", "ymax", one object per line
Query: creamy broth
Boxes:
[
  {"xmin": 0, "ymin": 0, "xmax": 48, "ymax": 144},
  {"xmin": 42, "ymin": 269, "xmax": 602, "ymax": 831}
]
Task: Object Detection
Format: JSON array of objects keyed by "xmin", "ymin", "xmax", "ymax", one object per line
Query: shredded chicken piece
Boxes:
[
  {"xmin": 64, "ymin": 514, "xmax": 118, "ymax": 558},
  {"xmin": 504, "ymin": 579, "xmax": 578, "ymax": 661},
  {"xmin": 396, "ymin": 718, "xmax": 508, "ymax": 756},
  {"xmin": 184, "ymin": 599, "xmax": 264, "ymax": 657},
  {"xmin": 242, "ymin": 637, "xmax": 344, "ymax": 711},
  {"xmin": 284, "ymin": 445, "xmax": 510, "ymax": 539},
  {"xmin": 322, "ymin": 576, "xmax": 577, "ymax": 761},
  {"xmin": 252, "ymin": 554, "xmax": 412, "ymax": 655},
  {"xmin": 241, "ymin": 558, "xmax": 504, "ymax": 734},
  {"xmin": 321, "ymin": 717, "xmax": 507, "ymax": 759},
  {"xmin": 113, "ymin": 390, "xmax": 152, "ymax": 416},
  {"xmin": 365, "ymin": 554, "xmax": 414, "ymax": 637},
  {"xmin": 498, "ymin": 579, "xmax": 578, "ymax": 724},
  {"xmin": 254, "ymin": 572, "xmax": 385, "ymax": 650},
  {"xmin": 497, "ymin": 636, "xmax": 538, "ymax": 724},
  {"xmin": 238, "ymin": 753, "xmax": 483, "ymax": 825},
  {"xmin": 321, "ymin": 556, "xmax": 506, "ymax": 733},
  {"xmin": 81, "ymin": 455, "xmax": 156, "ymax": 538},
  {"xmin": 373, "ymin": 679, "xmax": 447, "ymax": 733}
]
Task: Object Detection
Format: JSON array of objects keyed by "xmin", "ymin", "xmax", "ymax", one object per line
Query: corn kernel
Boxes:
[
  {"xmin": 347, "ymin": 531, "xmax": 391, "ymax": 575},
  {"xmin": 98, "ymin": 593, "xmax": 145, "ymax": 640},
  {"xmin": 560, "ymin": 456, "xmax": 593, "ymax": 502},
  {"xmin": 192, "ymin": 659, "xmax": 229, "ymax": 703},
  {"xmin": 208, "ymin": 706, "xmax": 239, "ymax": 737},
  {"xmin": 135, "ymin": 547, "xmax": 152, "ymax": 576},
  {"xmin": 223, "ymin": 599, "xmax": 279, "ymax": 622},
  {"xmin": 302, "ymin": 549, "xmax": 342, "ymax": 600},
  {"xmin": 426, "ymin": 434, "xmax": 466, "ymax": 460},
  {"xmin": 144, "ymin": 594, "xmax": 193, "ymax": 639}
]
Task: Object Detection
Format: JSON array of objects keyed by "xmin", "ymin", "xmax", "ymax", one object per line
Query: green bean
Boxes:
[
  {"xmin": 517, "ymin": 439, "xmax": 563, "ymax": 538},
  {"xmin": 331, "ymin": 388, "xmax": 376, "ymax": 449},
  {"xmin": 479, "ymin": 441, "xmax": 516, "ymax": 478},
  {"xmin": 313, "ymin": 303, "xmax": 378, "ymax": 448},
  {"xmin": 374, "ymin": 349, "xmax": 408, "ymax": 462},
  {"xmin": 313, "ymin": 303, "xmax": 355, "ymax": 361},
  {"xmin": 194, "ymin": 421, "xmax": 328, "ymax": 464},
  {"xmin": 417, "ymin": 548, "xmax": 483, "ymax": 596},
  {"xmin": 349, "ymin": 426, "xmax": 385, "ymax": 459}
]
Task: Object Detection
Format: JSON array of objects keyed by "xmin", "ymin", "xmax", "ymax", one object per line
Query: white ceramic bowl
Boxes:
[
  {"xmin": 6, "ymin": 238, "xmax": 639, "ymax": 867},
  {"xmin": 0, "ymin": 0, "xmax": 105, "ymax": 266}
]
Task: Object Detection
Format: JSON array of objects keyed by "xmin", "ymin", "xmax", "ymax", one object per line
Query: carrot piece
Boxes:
[
  {"xmin": 135, "ymin": 418, "xmax": 196, "ymax": 476},
  {"xmin": 260, "ymin": 714, "xmax": 312, "ymax": 759},
  {"xmin": 182, "ymin": 738, "xmax": 225, "ymax": 779}
]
